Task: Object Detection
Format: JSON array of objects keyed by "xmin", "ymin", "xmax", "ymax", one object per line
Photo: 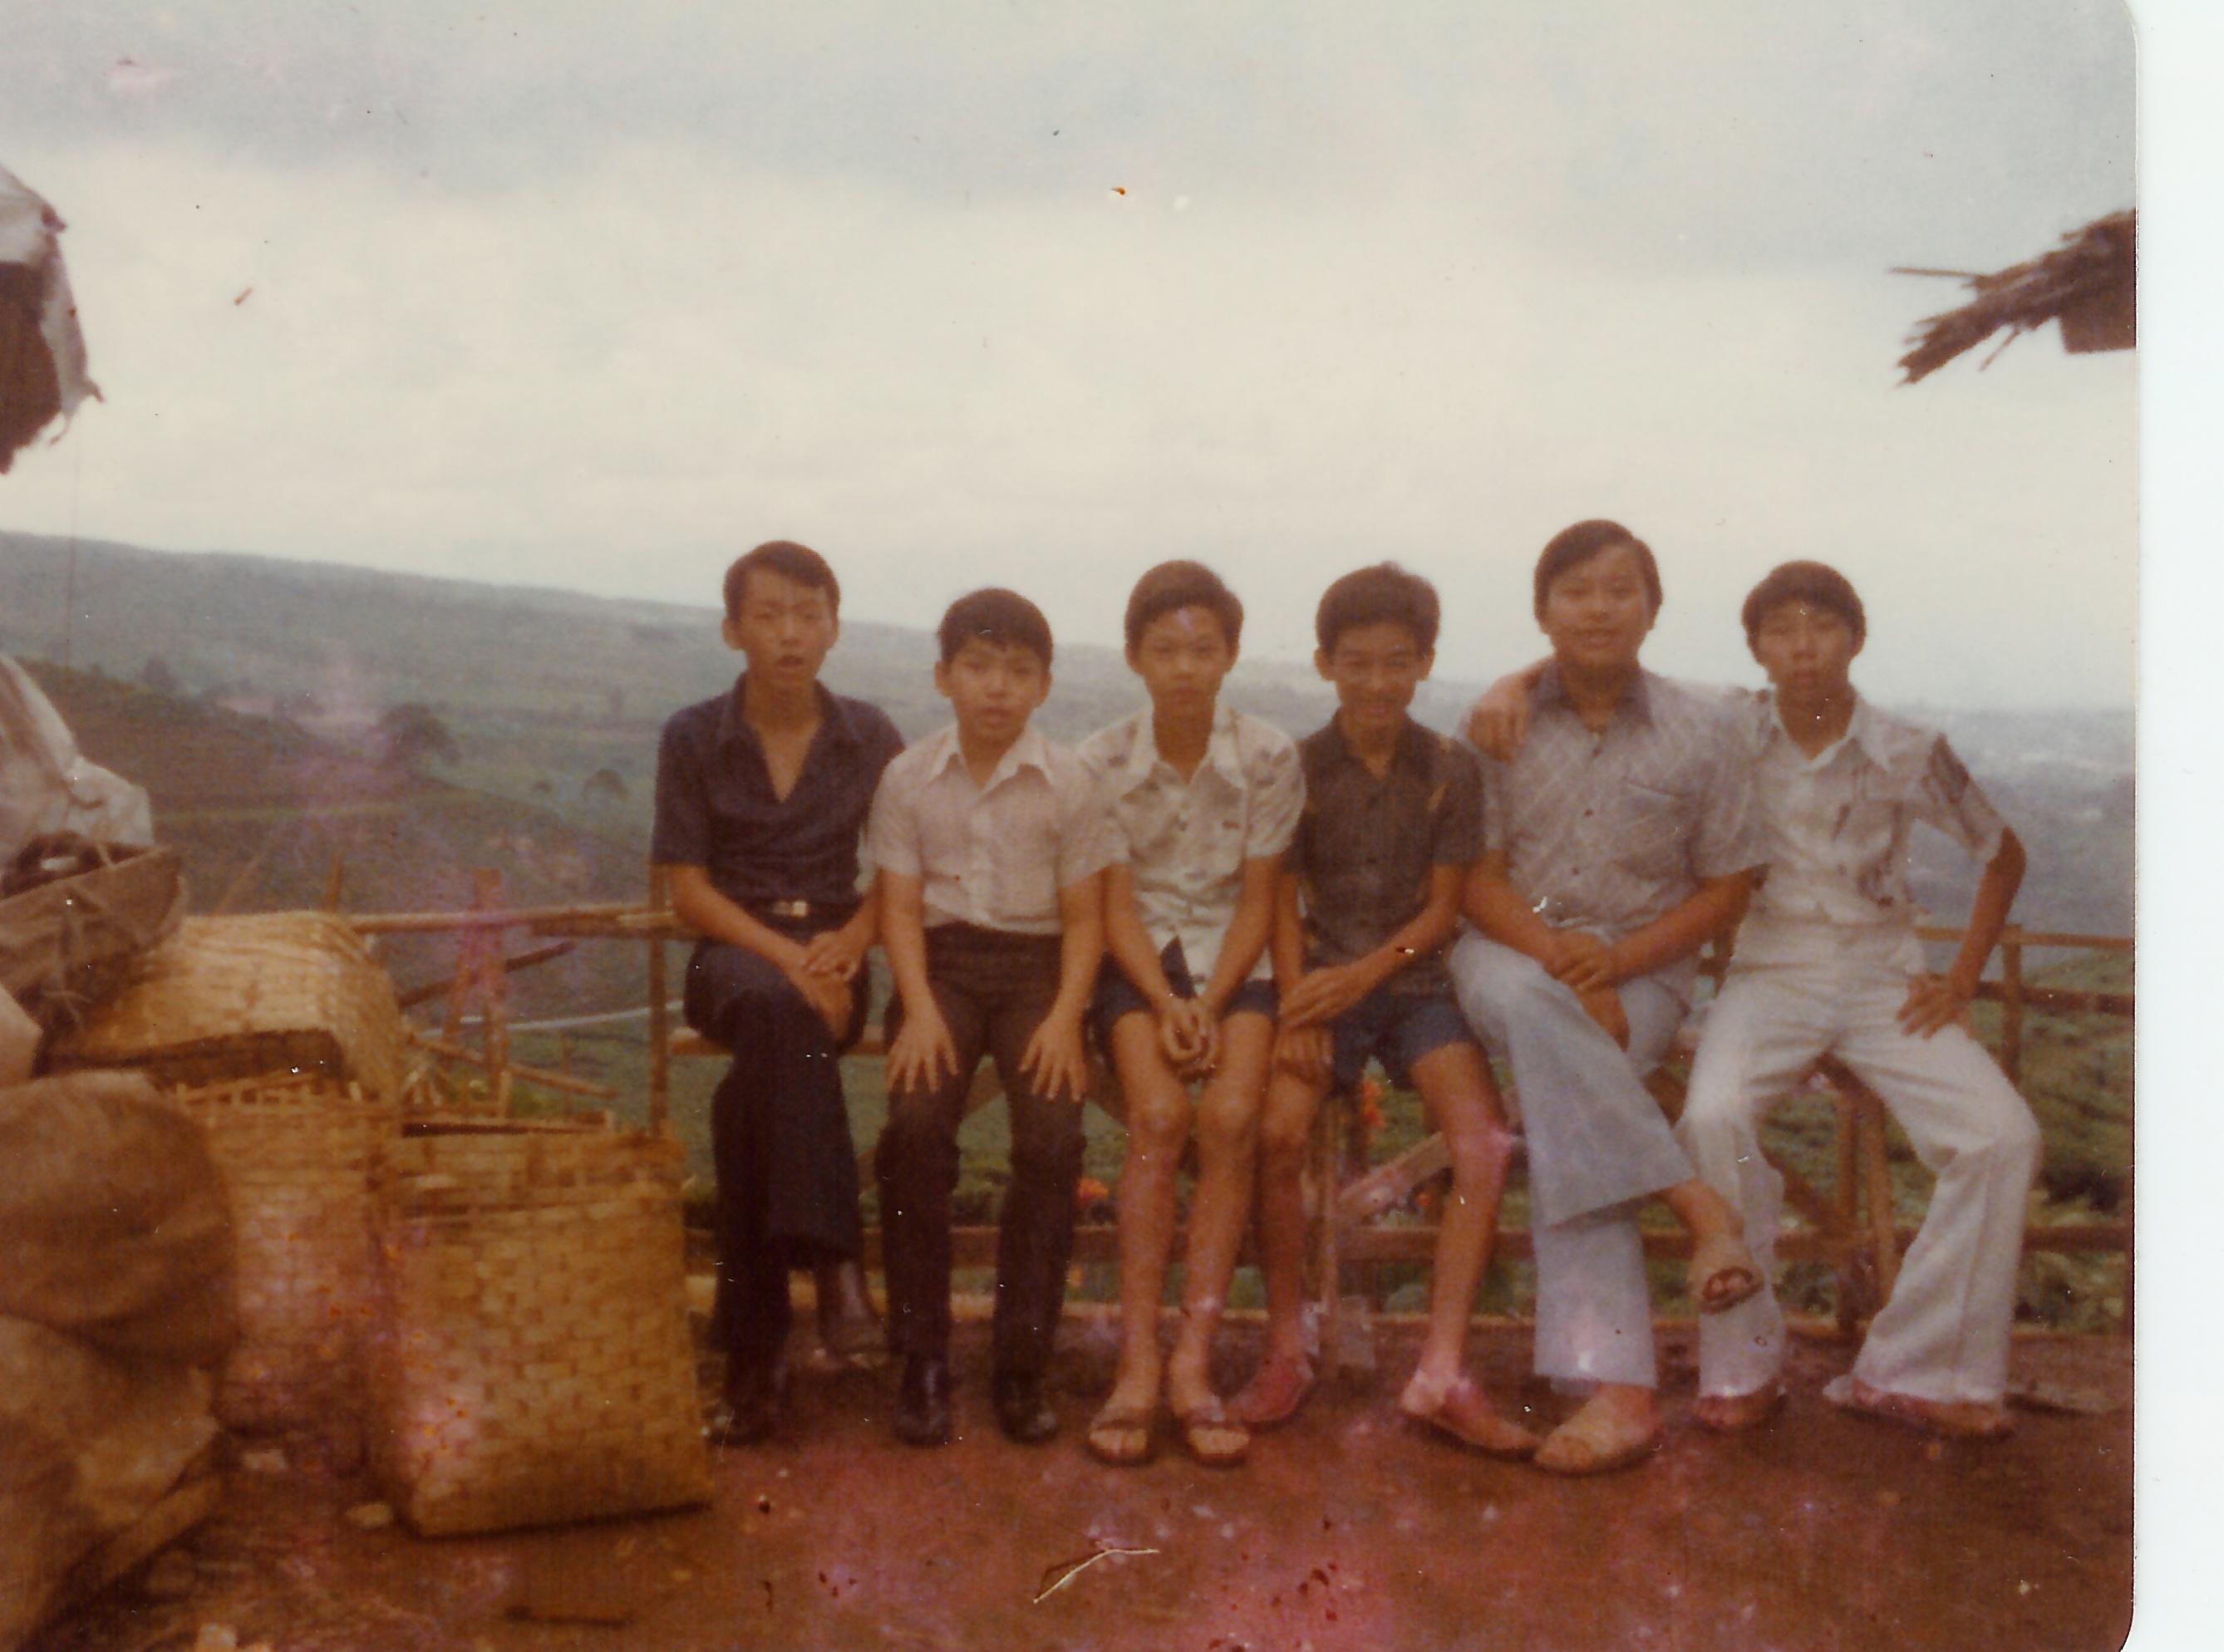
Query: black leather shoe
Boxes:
[
  {"xmin": 893, "ymin": 1355, "xmax": 952, "ymax": 1447},
  {"xmin": 708, "ymin": 1355, "xmax": 788, "ymax": 1448},
  {"xmin": 992, "ymin": 1370, "xmax": 1059, "ymax": 1445}
]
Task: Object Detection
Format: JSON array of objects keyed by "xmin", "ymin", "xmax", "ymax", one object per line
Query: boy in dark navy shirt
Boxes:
[{"xmin": 652, "ymin": 540, "xmax": 903, "ymax": 1444}]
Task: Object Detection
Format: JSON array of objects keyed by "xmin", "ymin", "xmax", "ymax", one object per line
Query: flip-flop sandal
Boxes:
[
  {"xmin": 1690, "ymin": 1230, "xmax": 1764, "ymax": 1315},
  {"xmin": 1084, "ymin": 1401, "xmax": 1159, "ymax": 1468},
  {"xmin": 1825, "ymin": 1377, "xmax": 2012, "ymax": 1440},
  {"xmin": 1533, "ymin": 1408, "xmax": 1662, "ymax": 1477},
  {"xmin": 1398, "ymin": 1374, "xmax": 1540, "ymax": 1459},
  {"xmin": 1171, "ymin": 1396, "xmax": 1250, "ymax": 1468},
  {"xmin": 1228, "ymin": 1352, "xmax": 1316, "ymax": 1429}
]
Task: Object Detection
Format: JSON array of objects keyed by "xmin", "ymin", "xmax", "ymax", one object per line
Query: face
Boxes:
[
  {"xmin": 934, "ymin": 637, "xmax": 1051, "ymax": 745},
  {"xmin": 1128, "ymin": 604, "xmax": 1236, "ymax": 715},
  {"xmin": 1749, "ymin": 599, "xmax": 1861, "ymax": 700},
  {"xmin": 1317, "ymin": 618, "xmax": 1431, "ymax": 738},
  {"xmin": 722, "ymin": 568, "xmax": 838, "ymax": 692},
  {"xmin": 1538, "ymin": 541, "xmax": 1657, "ymax": 674}
]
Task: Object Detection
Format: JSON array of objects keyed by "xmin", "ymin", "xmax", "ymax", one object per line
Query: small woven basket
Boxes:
[
  {"xmin": 167, "ymin": 1073, "xmax": 392, "ymax": 1445},
  {"xmin": 367, "ymin": 1119, "xmax": 711, "ymax": 1536},
  {"xmin": 50, "ymin": 912, "xmax": 406, "ymax": 1099}
]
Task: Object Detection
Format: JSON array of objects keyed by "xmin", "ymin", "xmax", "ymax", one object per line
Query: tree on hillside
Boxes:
[
  {"xmin": 138, "ymin": 654, "xmax": 180, "ymax": 694},
  {"xmin": 582, "ymin": 766, "xmax": 628, "ymax": 804},
  {"xmin": 376, "ymin": 702, "xmax": 460, "ymax": 772}
]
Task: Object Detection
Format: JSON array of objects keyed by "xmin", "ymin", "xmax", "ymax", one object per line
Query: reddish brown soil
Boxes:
[{"xmin": 30, "ymin": 1321, "xmax": 2131, "ymax": 1652}]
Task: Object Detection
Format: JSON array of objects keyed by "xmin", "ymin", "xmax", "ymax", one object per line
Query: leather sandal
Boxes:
[
  {"xmin": 1533, "ymin": 1406, "xmax": 1661, "ymax": 1477},
  {"xmin": 1690, "ymin": 1231, "xmax": 1764, "ymax": 1315},
  {"xmin": 1826, "ymin": 1376, "xmax": 2012, "ymax": 1439},
  {"xmin": 1227, "ymin": 1351, "xmax": 1316, "ymax": 1429},
  {"xmin": 1084, "ymin": 1399, "xmax": 1158, "ymax": 1467},
  {"xmin": 1398, "ymin": 1373, "xmax": 1541, "ymax": 1459},
  {"xmin": 1170, "ymin": 1395, "xmax": 1250, "ymax": 1468}
]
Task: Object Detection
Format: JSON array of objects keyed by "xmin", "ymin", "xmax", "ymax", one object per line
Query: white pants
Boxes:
[
  {"xmin": 1449, "ymin": 932, "xmax": 1694, "ymax": 1390},
  {"xmin": 1678, "ymin": 930, "xmax": 2041, "ymax": 1404}
]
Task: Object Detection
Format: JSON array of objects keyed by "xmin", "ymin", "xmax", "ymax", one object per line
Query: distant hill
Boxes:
[{"xmin": 5, "ymin": 531, "xmax": 2133, "ymax": 952}]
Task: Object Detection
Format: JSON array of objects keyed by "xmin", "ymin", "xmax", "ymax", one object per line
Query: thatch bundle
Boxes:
[{"xmin": 1898, "ymin": 209, "xmax": 2134, "ymax": 384}]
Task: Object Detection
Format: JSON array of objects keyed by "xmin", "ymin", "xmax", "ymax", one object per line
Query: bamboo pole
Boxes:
[
  {"xmin": 396, "ymin": 939, "xmax": 574, "ymax": 1010},
  {"xmin": 1857, "ymin": 1096, "xmax": 1902, "ymax": 1301},
  {"xmin": 2000, "ymin": 933, "xmax": 2026, "ymax": 1084},
  {"xmin": 348, "ymin": 900, "xmax": 642, "ymax": 934},
  {"xmin": 645, "ymin": 867, "xmax": 671, "ymax": 1134},
  {"xmin": 1833, "ymin": 1092, "xmax": 1862, "ymax": 1336},
  {"xmin": 407, "ymin": 1031, "xmax": 620, "ymax": 1101}
]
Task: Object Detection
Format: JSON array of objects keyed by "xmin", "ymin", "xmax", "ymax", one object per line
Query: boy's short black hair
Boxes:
[
  {"xmin": 724, "ymin": 540, "xmax": 840, "ymax": 619},
  {"xmin": 1741, "ymin": 560, "xmax": 1867, "ymax": 648},
  {"xmin": 1532, "ymin": 519, "xmax": 1662, "ymax": 620},
  {"xmin": 1315, "ymin": 562, "xmax": 1441, "ymax": 655},
  {"xmin": 1123, "ymin": 560, "xmax": 1244, "ymax": 655},
  {"xmin": 938, "ymin": 588, "xmax": 1055, "ymax": 669}
]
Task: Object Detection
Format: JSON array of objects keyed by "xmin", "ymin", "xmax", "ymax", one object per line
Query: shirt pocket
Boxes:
[
  {"xmin": 1612, "ymin": 777, "xmax": 1690, "ymax": 882},
  {"xmin": 989, "ymin": 804, "xmax": 1063, "ymax": 924}
]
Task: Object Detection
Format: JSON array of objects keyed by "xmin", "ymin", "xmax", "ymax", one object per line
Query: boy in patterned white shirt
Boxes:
[
  {"xmin": 1676, "ymin": 562, "xmax": 2039, "ymax": 1438},
  {"xmin": 1075, "ymin": 562, "xmax": 1302, "ymax": 1468}
]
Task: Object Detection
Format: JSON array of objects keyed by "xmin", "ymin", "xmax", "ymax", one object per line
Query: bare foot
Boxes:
[
  {"xmin": 1692, "ymin": 1382, "xmax": 1783, "ymax": 1433},
  {"xmin": 1533, "ymin": 1385, "xmax": 1661, "ymax": 1476}
]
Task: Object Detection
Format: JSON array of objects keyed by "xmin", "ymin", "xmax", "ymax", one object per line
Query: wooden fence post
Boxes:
[{"xmin": 1999, "ymin": 927, "xmax": 2025, "ymax": 1084}]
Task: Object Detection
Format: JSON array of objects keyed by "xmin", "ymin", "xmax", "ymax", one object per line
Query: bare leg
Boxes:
[
  {"xmin": 1095, "ymin": 1015, "xmax": 1189, "ymax": 1455},
  {"xmin": 1165, "ymin": 1014, "xmax": 1276, "ymax": 1431},
  {"xmin": 1406, "ymin": 1041, "xmax": 1513, "ymax": 1389},
  {"xmin": 1228, "ymin": 1059, "xmax": 1324, "ymax": 1425}
]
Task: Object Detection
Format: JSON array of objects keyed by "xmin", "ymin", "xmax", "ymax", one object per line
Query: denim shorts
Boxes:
[
  {"xmin": 1330, "ymin": 984, "xmax": 1479, "ymax": 1092},
  {"xmin": 1091, "ymin": 937, "xmax": 1277, "ymax": 1050}
]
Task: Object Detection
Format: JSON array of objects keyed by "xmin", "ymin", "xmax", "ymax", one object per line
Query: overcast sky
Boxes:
[{"xmin": 1, "ymin": 1, "xmax": 2140, "ymax": 706}]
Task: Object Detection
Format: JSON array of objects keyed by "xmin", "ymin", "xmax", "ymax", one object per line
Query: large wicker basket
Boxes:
[
  {"xmin": 367, "ymin": 1119, "xmax": 711, "ymax": 1536},
  {"xmin": 50, "ymin": 912, "xmax": 406, "ymax": 1099},
  {"xmin": 166, "ymin": 1073, "xmax": 392, "ymax": 1447}
]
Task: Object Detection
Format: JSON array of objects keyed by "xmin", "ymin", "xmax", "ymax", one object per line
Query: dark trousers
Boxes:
[
  {"xmin": 685, "ymin": 931, "xmax": 869, "ymax": 1369},
  {"xmin": 876, "ymin": 924, "xmax": 1084, "ymax": 1378}
]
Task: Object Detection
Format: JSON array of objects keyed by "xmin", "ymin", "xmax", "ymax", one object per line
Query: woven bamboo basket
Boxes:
[
  {"xmin": 50, "ymin": 912, "xmax": 406, "ymax": 1100},
  {"xmin": 367, "ymin": 1119, "xmax": 711, "ymax": 1536},
  {"xmin": 165, "ymin": 1073, "xmax": 392, "ymax": 1447}
]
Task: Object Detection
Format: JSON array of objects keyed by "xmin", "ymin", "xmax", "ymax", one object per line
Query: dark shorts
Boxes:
[
  {"xmin": 1091, "ymin": 937, "xmax": 1277, "ymax": 1051},
  {"xmin": 1330, "ymin": 984, "xmax": 1479, "ymax": 1093}
]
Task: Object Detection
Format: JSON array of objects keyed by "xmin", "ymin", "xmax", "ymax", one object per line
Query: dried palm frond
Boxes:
[{"xmin": 1897, "ymin": 209, "xmax": 2134, "ymax": 384}]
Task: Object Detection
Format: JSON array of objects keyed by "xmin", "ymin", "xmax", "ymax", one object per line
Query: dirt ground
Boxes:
[{"xmin": 29, "ymin": 1318, "xmax": 2131, "ymax": 1652}]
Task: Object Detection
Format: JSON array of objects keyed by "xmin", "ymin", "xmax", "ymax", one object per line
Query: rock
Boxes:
[
  {"xmin": 342, "ymin": 1501, "xmax": 395, "ymax": 1531},
  {"xmin": 239, "ymin": 1448, "xmax": 287, "ymax": 1475},
  {"xmin": 192, "ymin": 1625, "xmax": 239, "ymax": 1652}
]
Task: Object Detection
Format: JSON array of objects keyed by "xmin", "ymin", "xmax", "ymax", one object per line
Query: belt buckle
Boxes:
[{"xmin": 768, "ymin": 897, "xmax": 811, "ymax": 921}]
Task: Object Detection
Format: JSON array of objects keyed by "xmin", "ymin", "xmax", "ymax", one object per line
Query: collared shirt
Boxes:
[
  {"xmin": 1482, "ymin": 666, "xmax": 1759, "ymax": 991},
  {"xmin": 1290, "ymin": 715, "xmax": 1480, "ymax": 996},
  {"xmin": 651, "ymin": 676, "xmax": 903, "ymax": 914},
  {"xmin": 1730, "ymin": 690, "xmax": 2008, "ymax": 955},
  {"xmin": 1077, "ymin": 704, "xmax": 1303, "ymax": 984},
  {"xmin": 866, "ymin": 722, "xmax": 1116, "ymax": 935}
]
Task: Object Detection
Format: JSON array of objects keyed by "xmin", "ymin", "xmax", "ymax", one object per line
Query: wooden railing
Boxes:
[{"xmin": 352, "ymin": 878, "xmax": 2134, "ymax": 1348}]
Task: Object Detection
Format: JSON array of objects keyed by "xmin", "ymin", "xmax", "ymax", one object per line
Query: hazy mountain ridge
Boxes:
[{"xmin": 3, "ymin": 532, "xmax": 2132, "ymax": 941}]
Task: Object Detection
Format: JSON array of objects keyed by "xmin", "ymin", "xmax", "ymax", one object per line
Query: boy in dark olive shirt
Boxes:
[
  {"xmin": 1240, "ymin": 563, "xmax": 1533, "ymax": 1457},
  {"xmin": 652, "ymin": 539, "xmax": 903, "ymax": 1444}
]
